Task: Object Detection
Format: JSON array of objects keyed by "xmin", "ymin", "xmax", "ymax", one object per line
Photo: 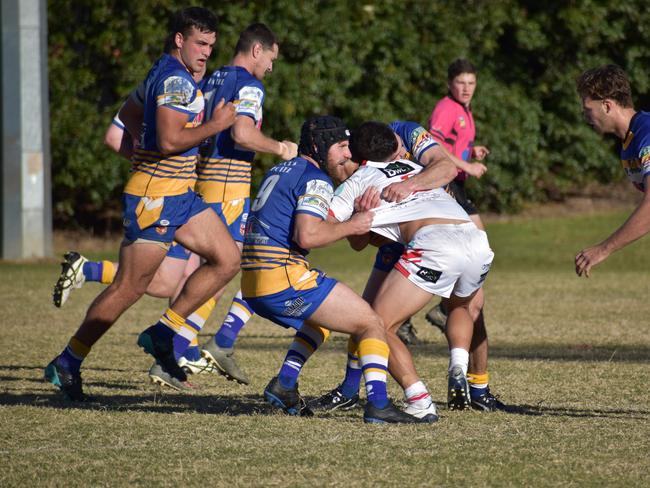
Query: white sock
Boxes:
[
  {"xmin": 449, "ymin": 348, "xmax": 469, "ymax": 376},
  {"xmin": 404, "ymin": 380, "xmax": 431, "ymax": 407}
]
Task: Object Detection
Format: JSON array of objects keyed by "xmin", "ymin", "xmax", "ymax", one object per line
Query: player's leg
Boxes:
[
  {"xmin": 138, "ymin": 204, "xmax": 240, "ymax": 382},
  {"xmin": 304, "ymin": 282, "xmax": 427, "ymax": 423},
  {"xmin": 46, "ymin": 239, "xmax": 168, "ymax": 400},
  {"xmin": 445, "ymin": 292, "xmax": 477, "ymax": 410},
  {"xmin": 202, "ymin": 199, "xmax": 253, "ymax": 384},
  {"xmin": 371, "ymin": 268, "xmax": 439, "ymax": 422},
  {"xmin": 52, "ymin": 252, "xmax": 117, "ymax": 307}
]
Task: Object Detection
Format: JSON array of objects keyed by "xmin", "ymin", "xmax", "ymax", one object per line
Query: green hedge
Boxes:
[{"xmin": 48, "ymin": 0, "xmax": 650, "ymax": 227}]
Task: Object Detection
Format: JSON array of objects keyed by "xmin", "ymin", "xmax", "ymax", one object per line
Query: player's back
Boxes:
[
  {"xmin": 198, "ymin": 66, "xmax": 265, "ymax": 202},
  {"xmin": 242, "ymin": 158, "xmax": 331, "ymax": 297}
]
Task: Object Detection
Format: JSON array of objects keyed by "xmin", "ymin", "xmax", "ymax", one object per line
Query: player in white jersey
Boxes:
[{"xmin": 328, "ymin": 156, "xmax": 493, "ymax": 414}]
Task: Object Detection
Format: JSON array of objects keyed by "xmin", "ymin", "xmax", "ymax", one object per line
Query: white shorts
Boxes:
[{"xmin": 394, "ymin": 222, "xmax": 494, "ymax": 298}]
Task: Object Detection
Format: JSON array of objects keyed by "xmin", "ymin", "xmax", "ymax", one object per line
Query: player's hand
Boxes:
[
  {"xmin": 354, "ymin": 187, "xmax": 381, "ymax": 212},
  {"xmin": 348, "ymin": 210, "xmax": 374, "ymax": 235},
  {"xmin": 211, "ymin": 98, "xmax": 236, "ymax": 132},
  {"xmin": 472, "ymin": 145, "xmax": 490, "ymax": 161},
  {"xmin": 465, "ymin": 162, "xmax": 488, "ymax": 178},
  {"xmin": 382, "ymin": 180, "xmax": 414, "ymax": 203},
  {"xmin": 575, "ymin": 244, "xmax": 610, "ymax": 277},
  {"xmin": 279, "ymin": 140, "xmax": 298, "ymax": 160}
]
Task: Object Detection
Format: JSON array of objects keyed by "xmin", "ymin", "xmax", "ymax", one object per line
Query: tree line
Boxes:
[{"xmin": 48, "ymin": 0, "xmax": 650, "ymax": 229}]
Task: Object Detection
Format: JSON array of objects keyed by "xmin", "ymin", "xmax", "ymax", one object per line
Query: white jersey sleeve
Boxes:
[{"xmin": 329, "ymin": 173, "xmax": 367, "ymax": 221}]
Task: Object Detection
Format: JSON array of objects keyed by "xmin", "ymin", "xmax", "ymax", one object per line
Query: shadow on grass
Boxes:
[{"xmin": 432, "ymin": 401, "xmax": 650, "ymax": 419}]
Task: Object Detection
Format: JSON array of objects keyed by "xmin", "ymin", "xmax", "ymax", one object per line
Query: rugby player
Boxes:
[
  {"xmin": 575, "ymin": 65, "xmax": 650, "ymax": 276},
  {"xmin": 311, "ymin": 121, "xmax": 509, "ymax": 413},
  {"xmin": 242, "ymin": 115, "xmax": 427, "ymax": 423},
  {"xmin": 45, "ymin": 7, "xmax": 240, "ymax": 401}
]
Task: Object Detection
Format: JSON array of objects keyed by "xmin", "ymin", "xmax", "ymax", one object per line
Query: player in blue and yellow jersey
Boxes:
[
  {"xmin": 45, "ymin": 7, "xmax": 241, "ymax": 401},
  {"xmin": 575, "ymin": 65, "xmax": 650, "ymax": 276},
  {"xmin": 242, "ymin": 115, "xmax": 427, "ymax": 423},
  {"xmin": 197, "ymin": 23, "xmax": 298, "ymax": 385}
]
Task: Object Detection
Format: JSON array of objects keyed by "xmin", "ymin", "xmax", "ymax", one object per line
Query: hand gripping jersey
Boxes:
[
  {"xmin": 389, "ymin": 120, "xmax": 439, "ymax": 164},
  {"xmin": 329, "ymin": 159, "xmax": 470, "ymax": 243},
  {"xmin": 124, "ymin": 54, "xmax": 204, "ymax": 197},
  {"xmin": 241, "ymin": 157, "xmax": 334, "ymax": 297},
  {"xmin": 428, "ymin": 96, "xmax": 475, "ymax": 181},
  {"xmin": 197, "ymin": 66, "xmax": 266, "ymax": 203},
  {"xmin": 620, "ymin": 111, "xmax": 650, "ymax": 192}
]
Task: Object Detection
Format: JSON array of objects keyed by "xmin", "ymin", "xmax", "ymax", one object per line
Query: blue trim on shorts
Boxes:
[
  {"xmin": 245, "ymin": 272, "xmax": 337, "ymax": 330},
  {"xmin": 122, "ymin": 189, "xmax": 209, "ymax": 243}
]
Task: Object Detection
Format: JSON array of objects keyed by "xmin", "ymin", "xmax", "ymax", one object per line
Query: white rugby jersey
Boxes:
[{"xmin": 329, "ymin": 159, "xmax": 470, "ymax": 243}]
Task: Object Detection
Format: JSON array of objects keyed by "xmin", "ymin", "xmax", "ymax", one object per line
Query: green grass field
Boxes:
[{"xmin": 1, "ymin": 210, "xmax": 649, "ymax": 487}]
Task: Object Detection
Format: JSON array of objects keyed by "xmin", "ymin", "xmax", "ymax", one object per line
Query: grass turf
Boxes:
[{"xmin": 1, "ymin": 209, "xmax": 649, "ymax": 487}]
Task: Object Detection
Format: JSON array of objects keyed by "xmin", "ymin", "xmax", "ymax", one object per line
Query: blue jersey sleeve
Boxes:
[
  {"xmin": 389, "ymin": 120, "xmax": 439, "ymax": 163},
  {"xmin": 295, "ymin": 166, "xmax": 334, "ymax": 220},
  {"xmin": 155, "ymin": 69, "xmax": 199, "ymax": 115}
]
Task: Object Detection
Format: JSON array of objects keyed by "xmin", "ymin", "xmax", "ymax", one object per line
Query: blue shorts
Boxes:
[
  {"xmin": 245, "ymin": 271, "xmax": 337, "ymax": 330},
  {"xmin": 122, "ymin": 190, "xmax": 209, "ymax": 244},
  {"xmin": 209, "ymin": 198, "xmax": 250, "ymax": 242},
  {"xmin": 166, "ymin": 242, "xmax": 191, "ymax": 260},
  {"xmin": 374, "ymin": 242, "xmax": 406, "ymax": 272}
]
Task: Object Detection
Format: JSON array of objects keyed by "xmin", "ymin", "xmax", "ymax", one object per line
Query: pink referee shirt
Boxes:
[{"xmin": 428, "ymin": 95, "xmax": 475, "ymax": 181}]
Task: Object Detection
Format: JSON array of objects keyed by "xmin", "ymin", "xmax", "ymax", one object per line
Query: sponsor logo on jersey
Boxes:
[
  {"xmin": 458, "ymin": 116, "xmax": 466, "ymax": 128},
  {"xmin": 161, "ymin": 75, "xmax": 195, "ymax": 106},
  {"xmin": 378, "ymin": 161, "xmax": 414, "ymax": 178},
  {"xmin": 155, "ymin": 226, "xmax": 168, "ymax": 235},
  {"xmin": 160, "ymin": 219, "xmax": 170, "ymax": 226},
  {"xmin": 415, "ymin": 266, "xmax": 442, "ymax": 283}
]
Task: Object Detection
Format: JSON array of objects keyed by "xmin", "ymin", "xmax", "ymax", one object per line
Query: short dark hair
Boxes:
[
  {"xmin": 349, "ymin": 121, "xmax": 397, "ymax": 163},
  {"xmin": 576, "ymin": 64, "xmax": 633, "ymax": 108},
  {"xmin": 448, "ymin": 58, "xmax": 477, "ymax": 82},
  {"xmin": 235, "ymin": 23, "xmax": 277, "ymax": 55},
  {"xmin": 170, "ymin": 7, "xmax": 218, "ymax": 39}
]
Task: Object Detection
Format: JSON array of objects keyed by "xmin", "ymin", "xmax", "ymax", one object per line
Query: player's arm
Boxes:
[
  {"xmin": 157, "ymin": 97, "xmax": 236, "ymax": 155},
  {"xmin": 575, "ymin": 174, "xmax": 650, "ymax": 277},
  {"xmin": 382, "ymin": 144, "xmax": 456, "ymax": 202},
  {"xmin": 294, "ymin": 211, "xmax": 373, "ymax": 250},
  {"xmin": 231, "ymin": 115, "xmax": 297, "ymax": 160},
  {"xmin": 104, "ymin": 118, "xmax": 134, "ymax": 159},
  {"xmin": 119, "ymin": 95, "xmax": 144, "ymax": 143},
  {"xmin": 443, "ymin": 144, "xmax": 488, "ymax": 178}
]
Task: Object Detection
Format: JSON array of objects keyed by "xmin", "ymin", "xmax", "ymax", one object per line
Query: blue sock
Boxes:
[
  {"xmin": 58, "ymin": 348, "xmax": 82, "ymax": 373},
  {"xmin": 340, "ymin": 361, "xmax": 363, "ymax": 398},
  {"xmin": 278, "ymin": 352, "xmax": 304, "ymax": 389},
  {"xmin": 214, "ymin": 294, "xmax": 254, "ymax": 348},
  {"xmin": 182, "ymin": 345, "xmax": 201, "ymax": 361},
  {"xmin": 82, "ymin": 261, "xmax": 103, "ymax": 282}
]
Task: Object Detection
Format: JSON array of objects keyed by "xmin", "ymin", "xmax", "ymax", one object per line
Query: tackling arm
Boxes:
[{"xmin": 293, "ymin": 211, "xmax": 374, "ymax": 250}]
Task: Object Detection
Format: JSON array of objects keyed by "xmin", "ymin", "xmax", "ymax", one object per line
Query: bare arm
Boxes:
[
  {"xmin": 575, "ymin": 179, "xmax": 650, "ymax": 277},
  {"xmin": 293, "ymin": 211, "xmax": 374, "ymax": 250},
  {"xmin": 231, "ymin": 116, "xmax": 297, "ymax": 159},
  {"xmin": 103, "ymin": 123, "xmax": 135, "ymax": 159},
  {"xmin": 381, "ymin": 145, "xmax": 457, "ymax": 202},
  {"xmin": 119, "ymin": 96, "xmax": 144, "ymax": 143},
  {"xmin": 156, "ymin": 98, "xmax": 236, "ymax": 155}
]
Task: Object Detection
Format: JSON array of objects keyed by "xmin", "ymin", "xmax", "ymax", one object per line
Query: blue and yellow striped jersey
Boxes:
[
  {"xmin": 125, "ymin": 54, "xmax": 204, "ymax": 197},
  {"xmin": 620, "ymin": 111, "xmax": 650, "ymax": 192},
  {"xmin": 197, "ymin": 66, "xmax": 266, "ymax": 203},
  {"xmin": 389, "ymin": 120, "xmax": 439, "ymax": 163},
  {"xmin": 241, "ymin": 157, "xmax": 334, "ymax": 297}
]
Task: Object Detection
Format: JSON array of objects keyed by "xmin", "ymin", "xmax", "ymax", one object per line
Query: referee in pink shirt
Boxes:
[{"xmin": 426, "ymin": 59, "xmax": 489, "ymax": 329}]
